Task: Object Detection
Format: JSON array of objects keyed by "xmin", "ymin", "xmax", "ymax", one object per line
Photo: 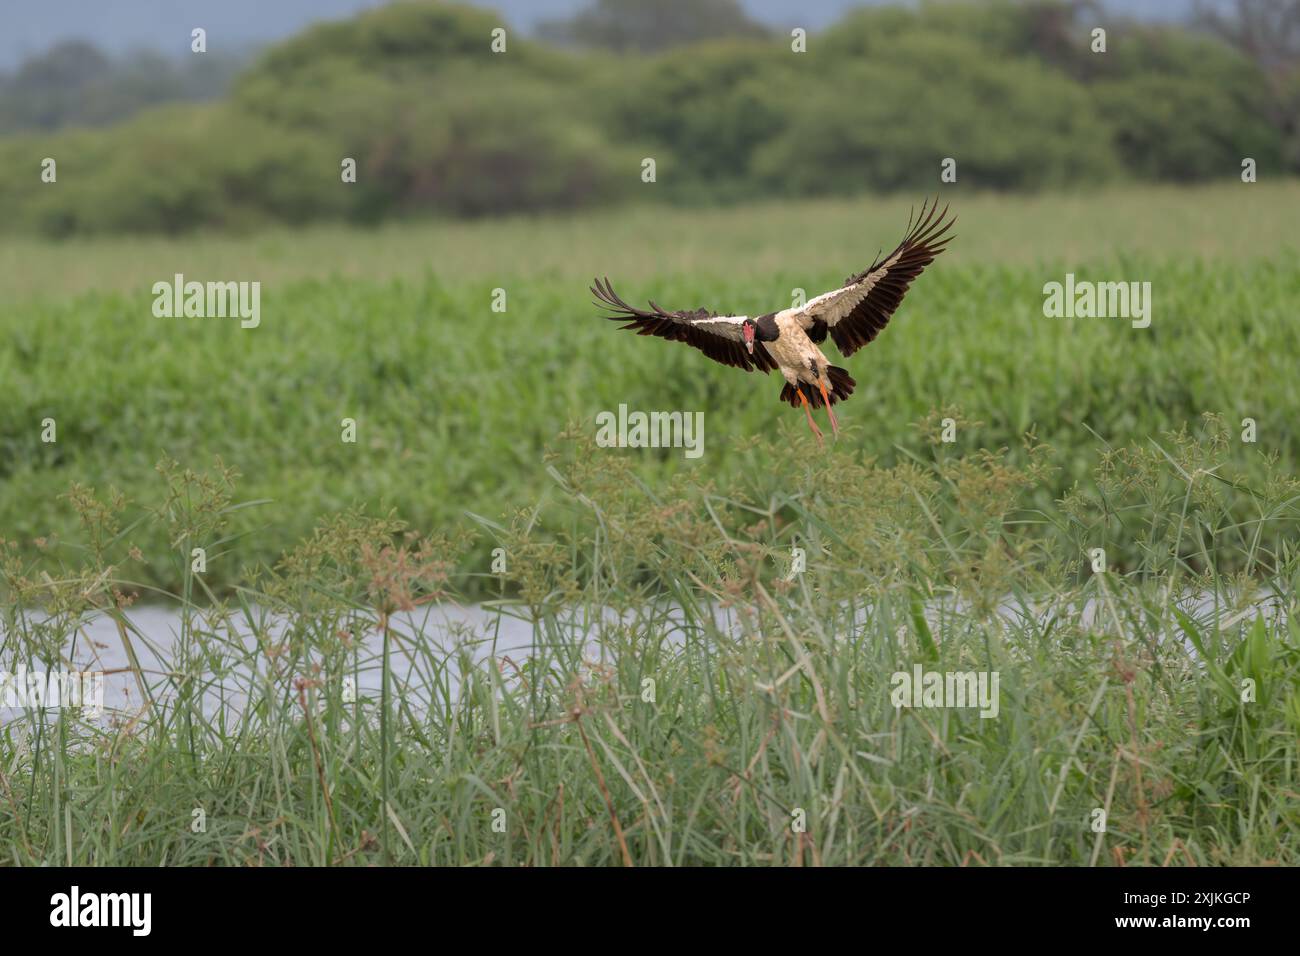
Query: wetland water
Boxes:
[
  {"xmin": 1, "ymin": 603, "xmax": 717, "ymax": 720},
  {"xmin": 0, "ymin": 591, "xmax": 1285, "ymax": 719}
]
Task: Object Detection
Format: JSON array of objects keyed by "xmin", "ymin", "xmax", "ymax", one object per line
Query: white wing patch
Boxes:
[
  {"xmin": 687, "ymin": 315, "xmax": 750, "ymax": 340},
  {"xmin": 795, "ymin": 263, "xmax": 891, "ymax": 327},
  {"xmin": 778, "ymin": 199, "xmax": 955, "ymax": 354}
]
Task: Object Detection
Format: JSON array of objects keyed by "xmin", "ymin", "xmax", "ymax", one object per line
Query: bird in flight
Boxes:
[{"xmin": 592, "ymin": 199, "xmax": 955, "ymax": 441}]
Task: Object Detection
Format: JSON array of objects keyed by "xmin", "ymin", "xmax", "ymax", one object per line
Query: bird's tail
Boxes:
[{"xmin": 779, "ymin": 367, "xmax": 856, "ymax": 408}]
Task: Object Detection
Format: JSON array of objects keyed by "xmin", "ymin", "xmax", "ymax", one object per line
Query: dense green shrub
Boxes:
[
  {"xmin": 1090, "ymin": 28, "xmax": 1284, "ymax": 181},
  {"xmin": 0, "ymin": 0, "xmax": 1292, "ymax": 236},
  {"xmin": 749, "ymin": 35, "xmax": 1120, "ymax": 195},
  {"xmin": 2, "ymin": 106, "xmax": 346, "ymax": 236}
]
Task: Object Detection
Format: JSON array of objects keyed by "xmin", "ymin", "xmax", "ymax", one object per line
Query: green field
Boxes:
[
  {"xmin": 3, "ymin": 183, "xmax": 1299, "ymax": 592},
  {"xmin": 3, "ymin": 184, "xmax": 1299, "ymax": 865},
  {"xmin": 4, "ymin": 181, "xmax": 1297, "ymax": 299}
]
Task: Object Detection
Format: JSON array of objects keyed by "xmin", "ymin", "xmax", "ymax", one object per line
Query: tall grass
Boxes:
[{"xmin": 2, "ymin": 415, "xmax": 1297, "ymax": 865}]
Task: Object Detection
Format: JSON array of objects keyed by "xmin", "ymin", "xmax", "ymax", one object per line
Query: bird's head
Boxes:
[{"xmin": 742, "ymin": 318, "xmax": 756, "ymax": 355}]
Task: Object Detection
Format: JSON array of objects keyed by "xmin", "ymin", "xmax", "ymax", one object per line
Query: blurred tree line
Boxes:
[
  {"xmin": 1, "ymin": 0, "xmax": 1295, "ymax": 237},
  {"xmin": 0, "ymin": 41, "xmax": 243, "ymax": 134}
]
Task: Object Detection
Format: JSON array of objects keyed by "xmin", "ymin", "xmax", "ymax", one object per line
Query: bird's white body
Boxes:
[{"xmin": 765, "ymin": 310, "xmax": 830, "ymax": 388}]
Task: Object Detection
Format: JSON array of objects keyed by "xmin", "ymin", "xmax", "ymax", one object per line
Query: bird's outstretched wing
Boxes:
[
  {"xmin": 591, "ymin": 277, "xmax": 778, "ymax": 373},
  {"xmin": 794, "ymin": 199, "xmax": 955, "ymax": 357}
]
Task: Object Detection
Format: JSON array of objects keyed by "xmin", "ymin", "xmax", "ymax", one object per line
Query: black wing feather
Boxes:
[
  {"xmin": 829, "ymin": 199, "xmax": 955, "ymax": 357},
  {"xmin": 590, "ymin": 277, "xmax": 777, "ymax": 373}
]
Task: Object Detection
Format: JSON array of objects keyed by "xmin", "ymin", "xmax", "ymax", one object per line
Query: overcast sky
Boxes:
[{"xmin": 0, "ymin": 0, "xmax": 1204, "ymax": 69}]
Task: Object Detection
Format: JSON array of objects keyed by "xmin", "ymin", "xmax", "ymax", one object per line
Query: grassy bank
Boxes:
[
  {"xmin": 2, "ymin": 422, "xmax": 1297, "ymax": 865},
  {"xmin": 3, "ymin": 185, "xmax": 1299, "ymax": 594}
]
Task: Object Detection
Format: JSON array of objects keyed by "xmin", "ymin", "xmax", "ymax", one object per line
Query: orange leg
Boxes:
[
  {"xmin": 817, "ymin": 380, "xmax": 840, "ymax": 438},
  {"xmin": 796, "ymin": 387, "xmax": 823, "ymax": 444}
]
